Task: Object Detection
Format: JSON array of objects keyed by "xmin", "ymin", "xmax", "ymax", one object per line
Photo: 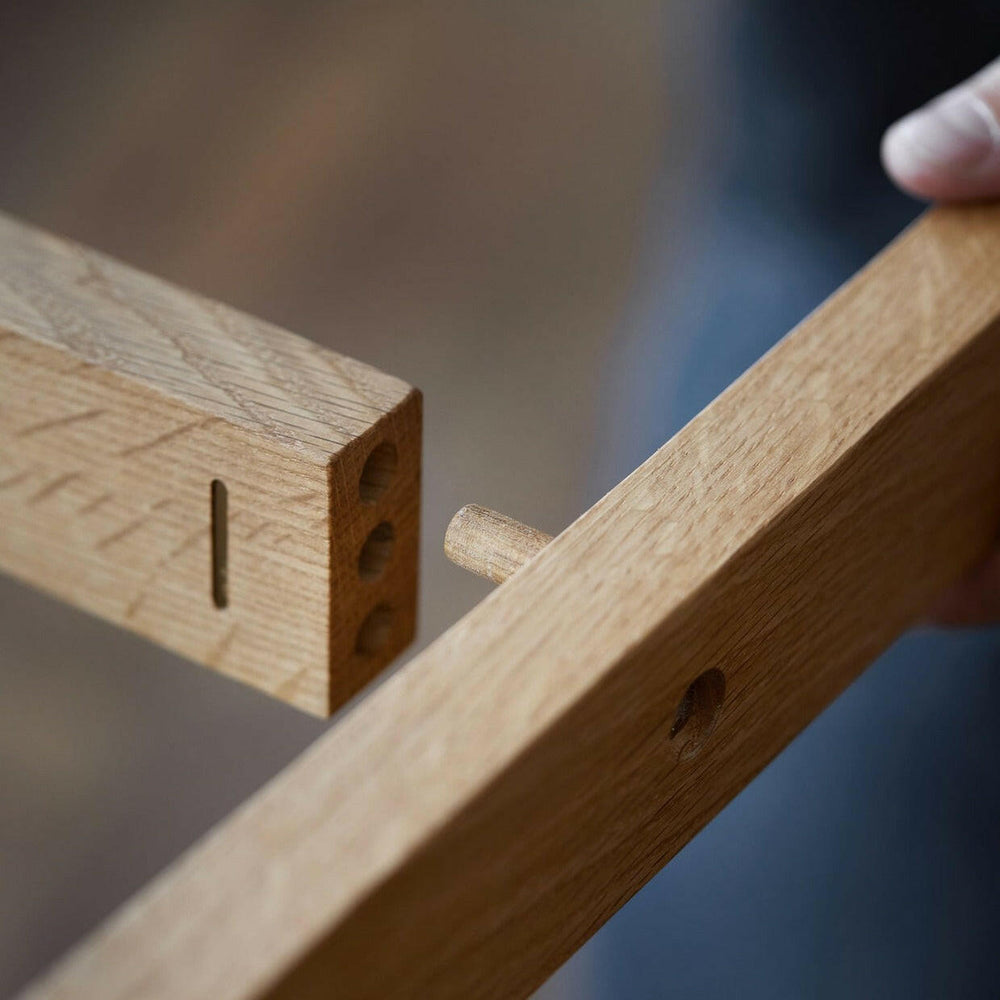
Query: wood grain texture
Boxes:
[
  {"xmin": 444, "ymin": 503, "xmax": 553, "ymax": 583},
  {"xmin": 22, "ymin": 204, "xmax": 1000, "ymax": 999},
  {"xmin": 0, "ymin": 212, "xmax": 420, "ymax": 716}
]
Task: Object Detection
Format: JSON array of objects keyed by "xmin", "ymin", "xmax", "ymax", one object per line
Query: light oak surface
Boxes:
[
  {"xmin": 23, "ymin": 204, "xmax": 1000, "ymax": 998},
  {"xmin": 0, "ymin": 213, "xmax": 420, "ymax": 716},
  {"xmin": 445, "ymin": 503, "xmax": 553, "ymax": 584}
]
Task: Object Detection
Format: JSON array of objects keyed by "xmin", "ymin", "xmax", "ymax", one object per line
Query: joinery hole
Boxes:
[
  {"xmin": 356, "ymin": 604, "xmax": 394, "ymax": 656},
  {"xmin": 210, "ymin": 479, "xmax": 228, "ymax": 609},
  {"xmin": 359, "ymin": 442, "xmax": 397, "ymax": 503},
  {"xmin": 669, "ymin": 668, "xmax": 725, "ymax": 761},
  {"xmin": 359, "ymin": 522, "xmax": 395, "ymax": 580}
]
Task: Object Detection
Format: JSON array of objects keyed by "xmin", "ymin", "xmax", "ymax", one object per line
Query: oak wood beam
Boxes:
[{"xmin": 0, "ymin": 213, "xmax": 420, "ymax": 716}]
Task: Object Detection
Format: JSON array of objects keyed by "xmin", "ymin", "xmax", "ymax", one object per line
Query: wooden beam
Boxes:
[
  {"xmin": 21, "ymin": 204, "xmax": 1000, "ymax": 999},
  {"xmin": 0, "ymin": 213, "xmax": 421, "ymax": 716}
]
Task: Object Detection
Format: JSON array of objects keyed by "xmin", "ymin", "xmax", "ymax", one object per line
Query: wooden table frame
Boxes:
[{"xmin": 11, "ymin": 204, "xmax": 1000, "ymax": 998}]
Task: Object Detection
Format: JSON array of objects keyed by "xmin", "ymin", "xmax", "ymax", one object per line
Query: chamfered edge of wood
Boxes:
[
  {"xmin": 0, "ymin": 210, "xmax": 416, "ymax": 463},
  {"xmin": 20, "ymin": 204, "xmax": 1000, "ymax": 1000}
]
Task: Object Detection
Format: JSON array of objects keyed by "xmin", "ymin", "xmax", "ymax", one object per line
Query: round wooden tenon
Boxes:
[{"xmin": 444, "ymin": 504, "xmax": 553, "ymax": 584}]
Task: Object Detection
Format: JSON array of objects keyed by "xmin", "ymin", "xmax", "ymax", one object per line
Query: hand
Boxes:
[
  {"xmin": 882, "ymin": 57, "xmax": 1000, "ymax": 625},
  {"xmin": 882, "ymin": 57, "xmax": 1000, "ymax": 201}
]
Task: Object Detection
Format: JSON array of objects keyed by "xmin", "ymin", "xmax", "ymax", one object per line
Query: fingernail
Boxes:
[{"xmin": 886, "ymin": 89, "xmax": 1000, "ymax": 175}]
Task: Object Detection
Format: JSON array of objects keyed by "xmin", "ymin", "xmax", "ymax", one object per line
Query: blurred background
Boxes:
[{"xmin": 2, "ymin": 2, "xmax": 1000, "ymax": 997}]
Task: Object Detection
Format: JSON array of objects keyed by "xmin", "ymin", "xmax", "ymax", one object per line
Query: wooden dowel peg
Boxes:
[{"xmin": 445, "ymin": 504, "xmax": 553, "ymax": 584}]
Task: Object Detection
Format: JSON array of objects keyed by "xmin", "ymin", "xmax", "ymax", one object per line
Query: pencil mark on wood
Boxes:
[
  {"xmin": 168, "ymin": 526, "xmax": 208, "ymax": 561},
  {"xmin": 118, "ymin": 418, "xmax": 213, "ymax": 457},
  {"xmin": 78, "ymin": 492, "xmax": 112, "ymax": 515},
  {"xmin": 273, "ymin": 662, "xmax": 311, "ymax": 701},
  {"xmin": 243, "ymin": 521, "xmax": 271, "ymax": 542},
  {"xmin": 121, "ymin": 525, "xmax": 212, "ymax": 621},
  {"xmin": 96, "ymin": 517, "xmax": 147, "ymax": 550},
  {"xmin": 125, "ymin": 590, "xmax": 147, "ymax": 620},
  {"xmin": 18, "ymin": 408, "xmax": 105, "ymax": 437},
  {"xmin": 29, "ymin": 472, "xmax": 81, "ymax": 504},
  {"xmin": 0, "ymin": 470, "xmax": 31, "ymax": 490},
  {"xmin": 208, "ymin": 624, "xmax": 238, "ymax": 666}
]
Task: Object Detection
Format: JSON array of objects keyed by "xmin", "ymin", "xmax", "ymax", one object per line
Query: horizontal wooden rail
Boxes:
[
  {"xmin": 0, "ymin": 213, "xmax": 421, "ymax": 715},
  {"xmin": 22, "ymin": 204, "xmax": 1000, "ymax": 999}
]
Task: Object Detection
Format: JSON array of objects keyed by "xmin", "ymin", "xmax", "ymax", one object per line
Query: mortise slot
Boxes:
[{"xmin": 211, "ymin": 479, "xmax": 228, "ymax": 609}]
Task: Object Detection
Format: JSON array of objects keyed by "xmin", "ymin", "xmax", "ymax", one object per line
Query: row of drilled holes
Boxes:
[
  {"xmin": 355, "ymin": 442, "xmax": 398, "ymax": 655},
  {"xmin": 210, "ymin": 442, "xmax": 401, "ymax": 656}
]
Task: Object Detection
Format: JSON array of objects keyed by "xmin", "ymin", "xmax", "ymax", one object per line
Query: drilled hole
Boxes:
[
  {"xmin": 669, "ymin": 668, "xmax": 725, "ymax": 761},
  {"xmin": 359, "ymin": 442, "xmax": 398, "ymax": 503},
  {"xmin": 210, "ymin": 479, "xmax": 228, "ymax": 609},
  {"xmin": 359, "ymin": 522, "xmax": 395, "ymax": 580},
  {"xmin": 356, "ymin": 604, "xmax": 394, "ymax": 656}
]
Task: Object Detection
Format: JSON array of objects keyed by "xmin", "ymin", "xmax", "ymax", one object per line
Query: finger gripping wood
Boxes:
[
  {"xmin": 445, "ymin": 504, "xmax": 552, "ymax": 583},
  {"xmin": 0, "ymin": 213, "xmax": 421, "ymax": 716}
]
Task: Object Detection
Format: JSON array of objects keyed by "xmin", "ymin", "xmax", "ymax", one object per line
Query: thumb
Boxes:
[{"xmin": 882, "ymin": 57, "xmax": 1000, "ymax": 201}]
